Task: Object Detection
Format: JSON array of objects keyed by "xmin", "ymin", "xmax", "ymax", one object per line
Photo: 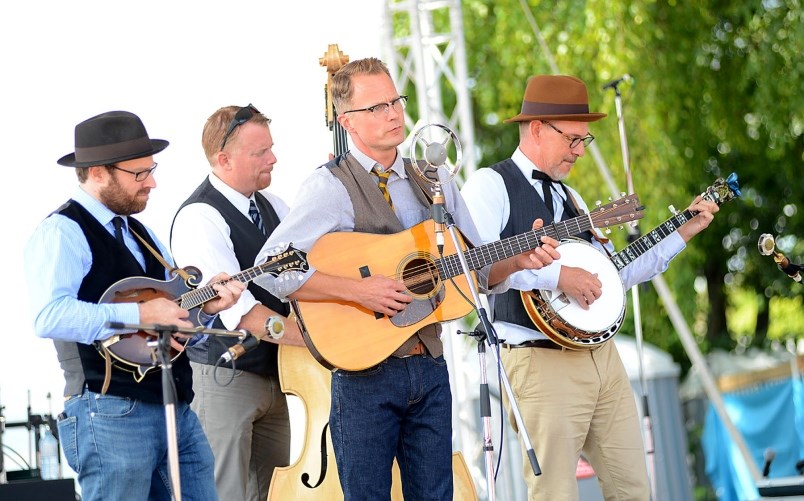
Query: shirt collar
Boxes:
[
  {"xmin": 351, "ymin": 147, "xmax": 407, "ymax": 179},
  {"xmin": 74, "ymin": 186, "xmax": 126, "ymax": 229},
  {"xmin": 209, "ymin": 173, "xmax": 254, "ymax": 215}
]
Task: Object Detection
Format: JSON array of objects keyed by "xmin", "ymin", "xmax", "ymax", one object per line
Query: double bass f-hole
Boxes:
[{"xmin": 301, "ymin": 423, "xmax": 330, "ymax": 488}]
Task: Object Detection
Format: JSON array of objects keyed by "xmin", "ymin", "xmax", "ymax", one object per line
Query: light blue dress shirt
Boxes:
[{"xmin": 25, "ymin": 187, "xmax": 174, "ymax": 345}]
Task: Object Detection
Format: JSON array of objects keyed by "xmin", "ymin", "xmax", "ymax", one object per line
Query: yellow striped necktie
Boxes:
[{"xmin": 372, "ymin": 166, "xmax": 394, "ymax": 209}]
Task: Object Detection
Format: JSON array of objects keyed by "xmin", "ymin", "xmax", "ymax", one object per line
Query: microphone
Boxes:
[
  {"xmin": 758, "ymin": 233, "xmax": 802, "ymax": 282},
  {"xmin": 762, "ymin": 448, "xmax": 775, "ymax": 477},
  {"xmin": 218, "ymin": 330, "xmax": 258, "ymax": 364},
  {"xmin": 425, "ymin": 141, "xmax": 448, "ymax": 167},
  {"xmin": 602, "ymin": 74, "xmax": 632, "ymax": 90}
]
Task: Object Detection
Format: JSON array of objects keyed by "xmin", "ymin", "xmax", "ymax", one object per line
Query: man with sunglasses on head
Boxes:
[
  {"xmin": 461, "ymin": 75, "xmax": 720, "ymax": 501},
  {"xmin": 24, "ymin": 110, "xmax": 245, "ymax": 500},
  {"xmin": 170, "ymin": 104, "xmax": 305, "ymax": 501},
  {"xmin": 251, "ymin": 57, "xmax": 560, "ymax": 501}
]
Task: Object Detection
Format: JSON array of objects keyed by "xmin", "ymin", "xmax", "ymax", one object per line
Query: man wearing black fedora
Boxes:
[
  {"xmin": 462, "ymin": 75, "xmax": 719, "ymax": 500},
  {"xmin": 24, "ymin": 110, "xmax": 245, "ymax": 500}
]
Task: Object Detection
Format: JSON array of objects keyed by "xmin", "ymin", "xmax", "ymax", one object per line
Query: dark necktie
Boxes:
[
  {"xmin": 371, "ymin": 166, "xmax": 394, "ymax": 209},
  {"xmin": 248, "ymin": 199, "xmax": 265, "ymax": 235},
  {"xmin": 112, "ymin": 216, "xmax": 126, "ymax": 245},
  {"xmin": 531, "ymin": 169, "xmax": 557, "ymax": 218}
]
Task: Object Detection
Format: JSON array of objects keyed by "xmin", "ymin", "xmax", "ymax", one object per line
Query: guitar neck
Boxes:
[
  {"xmin": 437, "ymin": 214, "xmax": 594, "ymax": 279},
  {"xmin": 610, "ymin": 209, "xmax": 695, "ymax": 271}
]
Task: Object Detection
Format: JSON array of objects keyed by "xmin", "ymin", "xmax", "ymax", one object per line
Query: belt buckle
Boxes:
[{"xmin": 399, "ymin": 341, "xmax": 426, "ymax": 358}]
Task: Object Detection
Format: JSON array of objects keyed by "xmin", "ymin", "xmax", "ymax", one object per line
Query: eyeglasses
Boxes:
[
  {"xmin": 221, "ymin": 104, "xmax": 265, "ymax": 150},
  {"xmin": 108, "ymin": 163, "xmax": 158, "ymax": 182},
  {"xmin": 542, "ymin": 121, "xmax": 595, "ymax": 149},
  {"xmin": 343, "ymin": 96, "xmax": 408, "ymax": 116}
]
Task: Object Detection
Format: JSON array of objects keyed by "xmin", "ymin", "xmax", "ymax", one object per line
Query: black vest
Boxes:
[
  {"xmin": 489, "ymin": 160, "xmax": 591, "ymax": 330},
  {"xmin": 55, "ymin": 200, "xmax": 194, "ymax": 404},
  {"xmin": 172, "ymin": 178, "xmax": 288, "ymax": 376}
]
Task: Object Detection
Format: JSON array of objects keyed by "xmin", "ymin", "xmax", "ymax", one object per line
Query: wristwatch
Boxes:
[{"xmin": 265, "ymin": 316, "xmax": 285, "ymax": 340}]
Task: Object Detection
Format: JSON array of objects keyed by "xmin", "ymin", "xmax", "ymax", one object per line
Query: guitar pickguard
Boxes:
[{"xmin": 390, "ymin": 287, "xmax": 446, "ymax": 327}]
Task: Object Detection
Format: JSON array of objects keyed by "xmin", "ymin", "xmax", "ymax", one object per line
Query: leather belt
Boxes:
[
  {"xmin": 501, "ymin": 340, "xmax": 562, "ymax": 350},
  {"xmin": 396, "ymin": 340, "xmax": 427, "ymax": 358}
]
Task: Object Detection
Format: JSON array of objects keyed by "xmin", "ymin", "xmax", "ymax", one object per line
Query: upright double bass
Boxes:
[{"xmin": 266, "ymin": 44, "xmax": 477, "ymax": 501}]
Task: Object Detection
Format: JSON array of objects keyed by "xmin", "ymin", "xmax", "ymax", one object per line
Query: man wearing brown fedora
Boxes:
[
  {"xmin": 462, "ymin": 75, "xmax": 719, "ymax": 500},
  {"xmin": 24, "ymin": 110, "xmax": 245, "ymax": 500}
]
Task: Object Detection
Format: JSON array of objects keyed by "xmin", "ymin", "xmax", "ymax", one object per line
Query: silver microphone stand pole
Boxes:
[
  {"xmin": 410, "ymin": 124, "xmax": 541, "ymax": 501},
  {"xmin": 106, "ymin": 322, "xmax": 249, "ymax": 501},
  {"xmin": 606, "ymin": 77, "xmax": 657, "ymax": 500}
]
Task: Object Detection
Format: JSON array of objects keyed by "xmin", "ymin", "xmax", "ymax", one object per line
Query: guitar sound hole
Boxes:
[{"xmin": 402, "ymin": 257, "xmax": 439, "ymax": 296}]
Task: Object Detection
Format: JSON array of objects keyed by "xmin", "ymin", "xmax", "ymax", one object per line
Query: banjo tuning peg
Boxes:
[{"xmin": 668, "ymin": 204, "xmax": 678, "ymax": 215}]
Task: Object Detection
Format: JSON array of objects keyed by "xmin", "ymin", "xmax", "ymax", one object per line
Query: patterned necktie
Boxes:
[
  {"xmin": 112, "ymin": 216, "xmax": 126, "ymax": 245},
  {"xmin": 531, "ymin": 169, "xmax": 557, "ymax": 218},
  {"xmin": 248, "ymin": 199, "xmax": 265, "ymax": 235},
  {"xmin": 372, "ymin": 166, "xmax": 394, "ymax": 209}
]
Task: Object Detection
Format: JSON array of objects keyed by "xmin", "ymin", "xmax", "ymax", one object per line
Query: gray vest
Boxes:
[{"xmin": 325, "ymin": 153, "xmax": 444, "ymax": 358}]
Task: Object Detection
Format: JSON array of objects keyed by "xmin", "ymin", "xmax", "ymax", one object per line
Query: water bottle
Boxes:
[{"xmin": 39, "ymin": 425, "xmax": 60, "ymax": 480}]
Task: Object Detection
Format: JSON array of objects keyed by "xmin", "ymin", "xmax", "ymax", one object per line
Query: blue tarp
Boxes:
[{"xmin": 702, "ymin": 375, "xmax": 804, "ymax": 501}]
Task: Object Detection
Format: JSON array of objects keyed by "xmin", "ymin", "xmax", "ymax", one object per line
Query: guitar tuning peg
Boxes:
[
  {"xmin": 618, "ymin": 225, "xmax": 624, "ymax": 230},
  {"xmin": 668, "ymin": 205, "xmax": 678, "ymax": 215},
  {"xmin": 608, "ymin": 196, "xmax": 613, "ymax": 202},
  {"xmin": 595, "ymin": 200, "xmax": 602, "ymax": 207},
  {"xmin": 605, "ymin": 228, "xmax": 612, "ymax": 235},
  {"xmin": 620, "ymin": 192, "xmax": 626, "ymax": 197}
]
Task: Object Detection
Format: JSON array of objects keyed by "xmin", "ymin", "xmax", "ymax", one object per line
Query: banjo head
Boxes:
[{"xmin": 540, "ymin": 239, "xmax": 626, "ymax": 334}]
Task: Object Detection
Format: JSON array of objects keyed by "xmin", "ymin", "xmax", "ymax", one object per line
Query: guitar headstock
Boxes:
[
  {"xmin": 701, "ymin": 172, "xmax": 741, "ymax": 206},
  {"xmin": 589, "ymin": 194, "xmax": 645, "ymax": 229},
  {"xmin": 261, "ymin": 244, "xmax": 309, "ymax": 280}
]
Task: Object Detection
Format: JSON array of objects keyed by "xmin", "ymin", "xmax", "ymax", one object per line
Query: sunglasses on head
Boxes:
[{"xmin": 220, "ymin": 104, "xmax": 261, "ymax": 150}]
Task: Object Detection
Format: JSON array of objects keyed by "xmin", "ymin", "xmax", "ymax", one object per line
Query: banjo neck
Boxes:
[{"xmin": 610, "ymin": 172, "xmax": 741, "ymax": 271}]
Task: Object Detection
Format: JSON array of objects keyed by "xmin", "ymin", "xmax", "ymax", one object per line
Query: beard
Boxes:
[{"xmin": 99, "ymin": 173, "xmax": 149, "ymax": 215}]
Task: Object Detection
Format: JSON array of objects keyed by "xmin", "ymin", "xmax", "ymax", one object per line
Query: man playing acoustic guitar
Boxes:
[
  {"xmin": 24, "ymin": 111, "xmax": 244, "ymax": 500},
  {"xmin": 253, "ymin": 58, "xmax": 559, "ymax": 501},
  {"xmin": 461, "ymin": 75, "xmax": 720, "ymax": 501}
]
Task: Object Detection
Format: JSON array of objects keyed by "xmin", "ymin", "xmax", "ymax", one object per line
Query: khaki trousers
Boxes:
[{"xmin": 501, "ymin": 341, "xmax": 650, "ymax": 501}]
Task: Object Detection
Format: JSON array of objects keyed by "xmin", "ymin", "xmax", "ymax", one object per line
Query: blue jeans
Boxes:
[
  {"xmin": 330, "ymin": 354, "xmax": 453, "ymax": 501},
  {"xmin": 57, "ymin": 390, "xmax": 217, "ymax": 501}
]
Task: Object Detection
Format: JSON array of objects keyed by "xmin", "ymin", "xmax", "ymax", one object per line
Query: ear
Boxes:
[
  {"xmin": 87, "ymin": 165, "xmax": 108, "ymax": 183},
  {"xmin": 530, "ymin": 120, "xmax": 544, "ymax": 143},
  {"xmin": 337, "ymin": 113, "xmax": 354, "ymax": 133},
  {"xmin": 216, "ymin": 150, "xmax": 232, "ymax": 170}
]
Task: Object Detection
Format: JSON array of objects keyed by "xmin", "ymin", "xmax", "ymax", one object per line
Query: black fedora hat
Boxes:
[{"xmin": 57, "ymin": 111, "xmax": 169, "ymax": 167}]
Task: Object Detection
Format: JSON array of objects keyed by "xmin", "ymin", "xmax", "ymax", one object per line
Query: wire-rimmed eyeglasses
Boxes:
[
  {"xmin": 107, "ymin": 163, "xmax": 158, "ymax": 182},
  {"xmin": 542, "ymin": 121, "xmax": 595, "ymax": 148},
  {"xmin": 343, "ymin": 96, "xmax": 408, "ymax": 116},
  {"xmin": 221, "ymin": 104, "xmax": 266, "ymax": 150}
]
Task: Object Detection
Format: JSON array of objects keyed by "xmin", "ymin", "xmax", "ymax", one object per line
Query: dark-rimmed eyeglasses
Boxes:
[
  {"xmin": 107, "ymin": 163, "xmax": 158, "ymax": 182},
  {"xmin": 343, "ymin": 96, "xmax": 408, "ymax": 116},
  {"xmin": 221, "ymin": 104, "xmax": 263, "ymax": 150},
  {"xmin": 542, "ymin": 121, "xmax": 595, "ymax": 148}
]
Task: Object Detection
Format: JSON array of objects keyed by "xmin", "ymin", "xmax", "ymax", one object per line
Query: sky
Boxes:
[{"xmin": 0, "ymin": 0, "xmax": 384, "ymax": 476}]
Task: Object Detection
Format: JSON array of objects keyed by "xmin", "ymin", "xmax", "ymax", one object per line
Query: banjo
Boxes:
[{"xmin": 521, "ymin": 173, "xmax": 741, "ymax": 350}]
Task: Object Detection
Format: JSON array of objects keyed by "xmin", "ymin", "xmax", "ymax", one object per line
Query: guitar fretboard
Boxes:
[
  {"xmin": 436, "ymin": 215, "xmax": 594, "ymax": 279},
  {"xmin": 610, "ymin": 209, "xmax": 693, "ymax": 271}
]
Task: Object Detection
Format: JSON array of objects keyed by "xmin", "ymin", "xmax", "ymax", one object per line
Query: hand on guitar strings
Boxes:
[
  {"xmin": 489, "ymin": 218, "xmax": 561, "ymax": 286},
  {"xmin": 677, "ymin": 195, "xmax": 720, "ymax": 243},
  {"xmin": 557, "ymin": 266, "xmax": 603, "ymax": 311}
]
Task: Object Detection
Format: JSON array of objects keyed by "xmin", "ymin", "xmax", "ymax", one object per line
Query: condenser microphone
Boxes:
[
  {"xmin": 762, "ymin": 448, "xmax": 776, "ymax": 477},
  {"xmin": 425, "ymin": 141, "xmax": 448, "ymax": 167},
  {"xmin": 218, "ymin": 330, "xmax": 258, "ymax": 364},
  {"xmin": 602, "ymin": 74, "xmax": 632, "ymax": 90}
]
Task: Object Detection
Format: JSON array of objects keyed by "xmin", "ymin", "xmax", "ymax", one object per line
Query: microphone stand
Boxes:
[
  {"xmin": 106, "ymin": 322, "xmax": 247, "ymax": 501},
  {"xmin": 435, "ymin": 206, "xmax": 542, "ymax": 501},
  {"xmin": 607, "ymin": 78, "xmax": 657, "ymax": 500}
]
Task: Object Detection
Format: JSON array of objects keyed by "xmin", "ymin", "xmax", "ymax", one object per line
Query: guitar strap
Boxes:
[
  {"xmin": 564, "ymin": 189, "xmax": 614, "ymax": 258},
  {"xmin": 97, "ymin": 228, "xmax": 193, "ymax": 395}
]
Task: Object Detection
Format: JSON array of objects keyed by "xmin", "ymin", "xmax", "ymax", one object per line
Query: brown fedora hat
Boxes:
[
  {"xmin": 505, "ymin": 75, "xmax": 607, "ymax": 123},
  {"xmin": 57, "ymin": 111, "xmax": 169, "ymax": 167}
]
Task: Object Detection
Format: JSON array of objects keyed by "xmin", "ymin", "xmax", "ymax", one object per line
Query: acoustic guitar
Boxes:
[{"xmin": 294, "ymin": 194, "xmax": 643, "ymax": 371}]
